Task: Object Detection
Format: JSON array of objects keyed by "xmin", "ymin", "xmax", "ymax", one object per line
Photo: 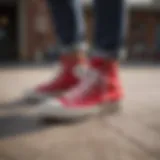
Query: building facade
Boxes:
[
  {"xmin": 0, "ymin": 0, "xmax": 160, "ymax": 62},
  {"xmin": 0, "ymin": 0, "xmax": 55, "ymax": 62},
  {"xmin": 127, "ymin": 3, "xmax": 160, "ymax": 61}
]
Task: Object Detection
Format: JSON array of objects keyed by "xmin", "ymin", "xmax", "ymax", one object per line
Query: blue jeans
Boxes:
[{"xmin": 47, "ymin": 0, "xmax": 125, "ymax": 59}]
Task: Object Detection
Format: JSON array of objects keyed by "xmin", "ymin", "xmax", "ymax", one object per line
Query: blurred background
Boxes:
[
  {"xmin": 0, "ymin": 0, "xmax": 160, "ymax": 63},
  {"xmin": 0, "ymin": 1, "xmax": 160, "ymax": 160}
]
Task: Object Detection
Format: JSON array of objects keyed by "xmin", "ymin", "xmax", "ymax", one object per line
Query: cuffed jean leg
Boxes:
[
  {"xmin": 92, "ymin": 0, "xmax": 125, "ymax": 59},
  {"xmin": 47, "ymin": 0, "xmax": 86, "ymax": 53}
]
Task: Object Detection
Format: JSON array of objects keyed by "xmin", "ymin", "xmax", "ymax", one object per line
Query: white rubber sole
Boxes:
[
  {"xmin": 30, "ymin": 101, "xmax": 121, "ymax": 120},
  {"xmin": 24, "ymin": 91, "xmax": 63, "ymax": 104}
]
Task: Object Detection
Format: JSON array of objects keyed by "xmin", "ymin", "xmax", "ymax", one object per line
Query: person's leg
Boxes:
[
  {"xmin": 26, "ymin": 0, "xmax": 87, "ymax": 101},
  {"xmin": 48, "ymin": 0, "xmax": 86, "ymax": 52},
  {"xmin": 34, "ymin": 0, "xmax": 125, "ymax": 118},
  {"xmin": 89, "ymin": 0, "xmax": 124, "ymax": 101},
  {"xmin": 93, "ymin": 0, "xmax": 125, "ymax": 59}
]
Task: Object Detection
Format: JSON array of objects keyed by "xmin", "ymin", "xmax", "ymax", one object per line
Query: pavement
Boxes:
[{"xmin": 0, "ymin": 64, "xmax": 160, "ymax": 160}]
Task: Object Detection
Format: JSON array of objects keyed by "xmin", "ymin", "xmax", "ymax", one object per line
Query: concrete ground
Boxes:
[{"xmin": 0, "ymin": 65, "xmax": 160, "ymax": 160}]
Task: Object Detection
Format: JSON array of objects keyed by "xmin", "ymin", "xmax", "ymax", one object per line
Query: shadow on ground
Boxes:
[
  {"xmin": 0, "ymin": 114, "xmax": 83, "ymax": 140},
  {"xmin": 0, "ymin": 115, "xmax": 46, "ymax": 139}
]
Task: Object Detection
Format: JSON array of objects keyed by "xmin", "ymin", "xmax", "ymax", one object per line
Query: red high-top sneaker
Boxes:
[
  {"xmin": 25, "ymin": 54, "xmax": 87, "ymax": 102},
  {"xmin": 33, "ymin": 58, "xmax": 123, "ymax": 119},
  {"xmin": 96, "ymin": 58, "xmax": 123, "ymax": 103}
]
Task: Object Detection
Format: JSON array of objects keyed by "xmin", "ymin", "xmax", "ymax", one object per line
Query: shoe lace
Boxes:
[{"xmin": 64, "ymin": 69, "xmax": 100, "ymax": 102}]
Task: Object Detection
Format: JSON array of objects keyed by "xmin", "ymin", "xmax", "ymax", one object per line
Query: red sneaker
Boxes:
[
  {"xmin": 25, "ymin": 55, "xmax": 87, "ymax": 102},
  {"xmin": 33, "ymin": 58, "xmax": 123, "ymax": 119},
  {"xmin": 96, "ymin": 58, "xmax": 123, "ymax": 102}
]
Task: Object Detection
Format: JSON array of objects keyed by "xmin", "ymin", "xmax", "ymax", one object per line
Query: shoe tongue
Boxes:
[
  {"xmin": 61, "ymin": 55, "xmax": 88, "ymax": 66},
  {"xmin": 60, "ymin": 56, "xmax": 77, "ymax": 66},
  {"xmin": 91, "ymin": 57, "xmax": 118, "ymax": 72},
  {"xmin": 91, "ymin": 58, "xmax": 104, "ymax": 67},
  {"xmin": 73, "ymin": 64, "xmax": 89, "ymax": 79}
]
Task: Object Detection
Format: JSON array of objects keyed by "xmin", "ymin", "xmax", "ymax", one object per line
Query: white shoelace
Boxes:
[{"xmin": 64, "ymin": 68, "xmax": 100, "ymax": 102}]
